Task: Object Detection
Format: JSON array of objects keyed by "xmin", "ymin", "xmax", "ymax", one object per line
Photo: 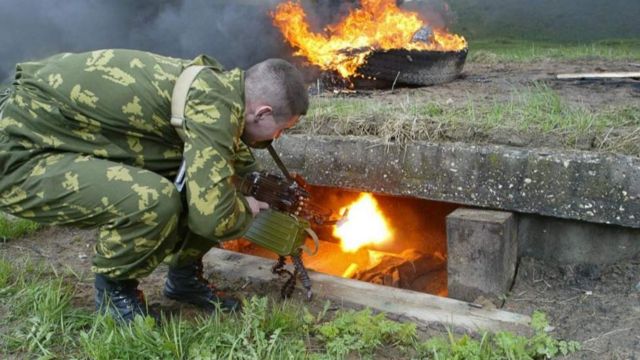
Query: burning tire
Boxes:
[{"xmin": 354, "ymin": 48, "xmax": 468, "ymax": 87}]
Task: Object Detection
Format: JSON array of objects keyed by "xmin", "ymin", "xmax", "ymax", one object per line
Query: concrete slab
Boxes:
[{"xmin": 258, "ymin": 135, "xmax": 640, "ymax": 229}]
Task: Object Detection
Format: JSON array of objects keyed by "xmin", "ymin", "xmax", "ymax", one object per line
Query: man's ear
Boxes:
[{"xmin": 254, "ymin": 105, "xmax": 272, "ymax": 121}]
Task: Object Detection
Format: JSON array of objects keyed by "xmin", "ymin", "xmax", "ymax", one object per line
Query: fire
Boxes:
[
  {"xmin": 272, "ymin": 0, "xmax": 467, "ymax": 78},
  {"xmin": 333, "ymin": 193, "xmax": 393, "ymax": 252}
]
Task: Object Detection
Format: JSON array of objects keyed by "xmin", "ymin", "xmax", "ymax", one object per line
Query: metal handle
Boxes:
[{"xmin": 266, "ymin": 144, "xmax": 293, "ymax": 181}]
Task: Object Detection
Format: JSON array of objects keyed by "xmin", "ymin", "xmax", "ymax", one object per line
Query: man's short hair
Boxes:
[{"xmin": 245, "ymin": 59, "xmax": 309, "ymax": 122}]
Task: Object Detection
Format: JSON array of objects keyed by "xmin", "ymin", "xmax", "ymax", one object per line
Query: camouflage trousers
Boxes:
[{"xmin": 0, "ymin": 147, "xmax": 216, "ymax": 280}]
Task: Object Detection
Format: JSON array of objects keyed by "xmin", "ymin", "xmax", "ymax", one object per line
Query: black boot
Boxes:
[
  {"xmin": 95, "ymin": 274, "xmax": 158, "ymax": 323},
  {"xmin": 163, "ymin": 258, "xmax": 241, "ymax": 312}
]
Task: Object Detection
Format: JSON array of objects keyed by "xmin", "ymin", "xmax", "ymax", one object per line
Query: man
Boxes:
[{"xmin": 0, "ymin": 49, "xmax": 309, "ymax": 322}]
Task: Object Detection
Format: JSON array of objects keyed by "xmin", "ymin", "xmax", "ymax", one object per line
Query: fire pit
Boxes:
[
  {"xmin": 272, "ymin": 0, "xmax": 468, "ymax": 88},
  {"xmin": 223, "ymin": 185, "xmax": 459, "ymax": 297}
]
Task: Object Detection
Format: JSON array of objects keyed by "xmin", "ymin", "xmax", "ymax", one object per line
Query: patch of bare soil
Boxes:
[
  {"xmin": 504, "ymin": 256, "xmax": 640, "ymax": 359},
  {"xmin": 2, "ymin": 225, "xmax": 638, "ymax": 359}
]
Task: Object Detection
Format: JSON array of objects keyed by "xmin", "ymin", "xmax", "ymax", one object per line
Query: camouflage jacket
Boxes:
[{"xmin": 0, "ymin": 49, "xmax": 258, "ymax": 241}]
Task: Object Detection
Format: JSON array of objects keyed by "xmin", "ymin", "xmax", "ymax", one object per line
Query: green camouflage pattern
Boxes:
[{"xmin": 0, "ymin": 49, "xmax": 258, "ymax": 279}]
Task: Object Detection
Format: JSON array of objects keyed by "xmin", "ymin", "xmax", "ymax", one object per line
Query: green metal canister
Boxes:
[{"xmin": 243, "ymin": 210, "xmax": 312, "ymax": 256}]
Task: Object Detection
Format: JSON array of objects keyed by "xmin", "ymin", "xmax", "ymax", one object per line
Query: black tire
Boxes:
[{"xmin": 353, "ymin": 48, "xmax": 468, "ymax": 87}]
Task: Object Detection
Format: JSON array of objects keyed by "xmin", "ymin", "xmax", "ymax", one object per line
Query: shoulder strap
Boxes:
[
  {"xmin": 170, "ymin": 65, "xmax": 212, "ymax": 191},
  {"xmin": 170, "ymin": 65, "xmax": 212, "ymax": 141}
]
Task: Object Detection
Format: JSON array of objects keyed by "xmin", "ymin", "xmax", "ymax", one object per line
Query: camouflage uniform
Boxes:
[{"xmin": 0, "ymin": 49, "xmax": 258, "ymax": 279}]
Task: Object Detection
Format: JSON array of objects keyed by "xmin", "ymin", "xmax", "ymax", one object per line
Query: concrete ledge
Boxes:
[{"xmin": 257, "ymin": 135, "xmax": 640, "ymax": 229}]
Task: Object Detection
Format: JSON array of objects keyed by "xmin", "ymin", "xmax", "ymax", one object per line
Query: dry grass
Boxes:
[{"xmin": 294, "ymin": 84, "xmax": 640, "ymax": 156}]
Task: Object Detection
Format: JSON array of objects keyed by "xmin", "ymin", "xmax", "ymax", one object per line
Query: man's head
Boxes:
[{"xmin": 242, "ymin": 59, "xmax": 308, "ymax": 147}]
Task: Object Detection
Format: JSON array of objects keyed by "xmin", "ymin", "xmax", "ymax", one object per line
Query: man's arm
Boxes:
[
  {"xmin": 233, "ymin": 140, "xmax": 259, "ymax": 178},
  {"xmin": 182, "ymin": 71, "xmax": 253, "ymax": 241}
]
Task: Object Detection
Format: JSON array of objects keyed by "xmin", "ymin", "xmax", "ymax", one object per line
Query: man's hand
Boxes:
[{"xmin": 245, "ymin": 196, "xmax": 269, "ymax": 217}]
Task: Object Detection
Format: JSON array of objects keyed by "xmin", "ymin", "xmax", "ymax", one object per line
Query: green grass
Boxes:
[
  {"xmin": 0, "ymin": 259, "xmax": 92, "ymax": 356},
  {"xmin": 0, "ymin": 213, "xmax": 41, "ymax": 241},
  {"xmin": 417, "ymin": 312, "xmax": 580, "ymax": 359},
  {"xmin": 469, "ymin": 38, "xmax": 640, "ymax": 62},
  {"xmin": 0, "ymin": 257, "xmax": 580, "ymax": 359},
  {"xmin": 299, "ymin": 83, "xmax": 640, "ymax": 156}
]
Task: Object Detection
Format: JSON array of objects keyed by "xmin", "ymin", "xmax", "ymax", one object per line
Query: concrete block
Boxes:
[
  {"xmin": 273, "ymin": 135, "xmax": 640, "ymax": 229},
  {"xmin": 447, "ymin": 208, "xmax": 518, "ymax": 303}
]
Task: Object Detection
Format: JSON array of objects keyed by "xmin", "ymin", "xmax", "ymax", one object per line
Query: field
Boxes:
[{"xmin": 2, "ymin": 39, "xmax": 639, "ymax": 359}]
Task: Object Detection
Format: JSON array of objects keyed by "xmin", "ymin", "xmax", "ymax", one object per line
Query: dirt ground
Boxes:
[
  {"xmin": 504, "ymin": 257, "xmax": 640, "ymax": 359},
  {"xmin": 2, "ymin": 224, "xmax": 638, "ymax": 359},
  {"xmin": 360, "ymin": 58, "xmax": 640, "ymax": 112}
]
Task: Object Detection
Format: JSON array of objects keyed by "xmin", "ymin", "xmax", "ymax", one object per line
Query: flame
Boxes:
[
  {"xmin": 333, "ymin": 193, "xmax": 392, "ymax": 252},
  {"xmin": 272, "ymin": 0, "xmax": 467, "ymax": 78}
]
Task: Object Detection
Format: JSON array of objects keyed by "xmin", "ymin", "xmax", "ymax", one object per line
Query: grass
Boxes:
[
  {"xmin": 0, "ymin": 254, "xmax": 581, "ymax": 359},
  {"xmin": 469, "ymin": 38, "xmax": 640, "ymax": 63},
  {"xmin": 298, "ymin": 83, "xmax": 640, "ymax": 156},
  {"xmin": 0, "ymin": 213, "xmax": 40, "ymax": 242},
  {"xmin": 417, "ymin": 312, "xmax": 580, "ymax": 359}
]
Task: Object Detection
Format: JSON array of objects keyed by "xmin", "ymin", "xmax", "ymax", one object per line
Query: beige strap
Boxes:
[
  {"xmin": 170, "ymin": 65, "xmax": 212, "ymax": 141},
  {"xmin": 171, "ymin": 65, "xmax": 212, "ymax": 191},
  {"xmin": 300, "ymin": 227, "xmax": 320, "ymax": 256}
]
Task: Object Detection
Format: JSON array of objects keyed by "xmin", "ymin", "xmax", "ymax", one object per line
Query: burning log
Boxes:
[
  {"xmin": 342, "ymin": 263, "xmax": 359, "ymax": 278},
  {"xmin": 337, "ymin": 46, "xmax": 373, "ymax": 57},
  {"xmin": 354, "ymin": 249, "xmax": 446, "ymax": 294}
]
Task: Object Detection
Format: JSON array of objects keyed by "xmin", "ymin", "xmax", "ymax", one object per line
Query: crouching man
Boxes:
[{"xmin": 0, "ymin": 49, "xmax": 308, "ymax": 322}]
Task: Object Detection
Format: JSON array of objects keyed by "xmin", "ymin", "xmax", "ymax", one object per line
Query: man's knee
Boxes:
[{"xmin": 145, "ymin": 179, "xmax": 183, "ymax": 225}]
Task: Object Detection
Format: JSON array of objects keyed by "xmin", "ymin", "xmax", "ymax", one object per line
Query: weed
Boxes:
[
  {"xmin": 0, "ymin": 213, "xmax": 40, "ymax": 241},
  {"xmin": 312, "ymin": 308, "xmax": 416, "ymax": 359},
  {"xmin": 80, "ymin": 314, "xmax": 190, "ymax": 359},
  {"xmin": 185, "ymin": 297, "xmax": 307, "ymax": 360},
  {"xmin": 417, "ymin": 311, "xmax": 580, "ymax": 359},
  {"xmin": 0, "ymin": 259, "xmax": 91, "ymax": 357},
  {"xmin": 0, "ymin": 256, "xmax": 581, "ymax": 359}
]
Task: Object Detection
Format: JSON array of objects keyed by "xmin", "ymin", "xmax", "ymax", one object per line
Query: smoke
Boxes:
[
  {"xmin": 297, "ymin": 1, "xmax": 452, "ymax": 33},
  {"xmin": 2, "ymin": 0, "xmax": 637, "ymax": 82},
  {"xmin": 0, "ymin": 0, "xmax": 289, "ymax": 82}
]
